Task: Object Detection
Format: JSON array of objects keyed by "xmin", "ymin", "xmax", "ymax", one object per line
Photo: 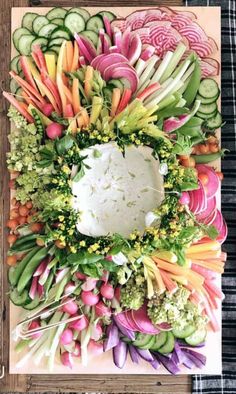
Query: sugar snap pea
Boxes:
[
  {"xmin": 183, "ymin": 59, "xmax": 201, "ymax": 106},
  {"xmin": 191, "ymin": 151, "xmax": 222, "ymax": 164},
  {"xmin": 17, "ymin": 246, "xmax": 49, "ymax": 294},
  {"xmin": 8, "ymin": 246, "xmax": 40, "ymax": 287},
  {"xmin": 10, "ymin": 233, "xmax": 38, "ymax": 252}
]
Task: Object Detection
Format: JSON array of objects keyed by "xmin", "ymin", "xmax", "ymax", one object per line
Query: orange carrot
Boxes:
[
  {"xmin": 56, "ymin": 73, "xmax": 68, "ymax": 116},
  {"xmin": 153, "ymin": 257, "xmax": 188, "ymax": 276},
  {"xmin": 62, "ymin": 84, "xmax": 73, "ymax": 104},
  {"xmin": 84, "ymin": 66, "xmax": 94, "ymax": 98},
  {"xmin": 71, "ymin": 41, "xmax": 79, "ymax": 72},
  {"xmin": 72, "ymin": 78, "xmax": 81, "ymax": 114},
  {"xmin": 187, "ymin": 241, "xmax": 220, "ymax": 254},
  {"xmin": 66, "ymin": 41, "xmax": 74, "ymax": 71},
  {"xmin": 76, "ymin": 114, "xmax": 84, "ymax": 129},
  {"xmin": 68, "ymin": 119, "xmax": 77, "ymax": 134},
  {"xmin": 159, "ymin": 270, "xmax": 178, "ymax": 294},
  {"xmin": 81, "ymin": 108, "xmax": 90, "ymax": 126},
  {"xmin": 110, "ymin": 88, "xmax": 121, "ymax": 117},
  {"xmin": 186, "ymin": 249, "xmax": 221, "ymax": 260},
  {"xmin": 152, "ymin": 266, "xmax": 166, "ymax": 294}
]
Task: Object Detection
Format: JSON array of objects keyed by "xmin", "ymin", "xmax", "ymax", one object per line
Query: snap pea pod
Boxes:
[
  {"xmin": 10, "ymin": 233, "xmax": 38, "ymax": 252},
  {"xmin": 183, "ymin": 59, "xmax": 201, "ymax": 107},
  {"xmin": 9, "ymin": 240, "xmax": 37, "ymax": 254},
  {"xmin": 8, "ymin": 246, "xmax": 40, "ymax": 287},
  {"xmin": 44, "ymin": 271, "xmax": 54, "ymax": 296},
  {"xmin": 17, "ymin": 246, "xmax": 49, "ymax": 294},
  {"xmin": 191, "ymin": 151, "xmax": 223, "ymax": 164}
]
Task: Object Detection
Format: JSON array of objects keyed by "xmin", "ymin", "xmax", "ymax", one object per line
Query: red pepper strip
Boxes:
[
  {"xmin": 116, "ymin": 88, "xmax": 132, "ymax": 114},
  {"xmin": 32, "ymin": 44, "xmax": 48, "ymax": 76},
  {"xmin": 9, "ymin": 71, "xmax": 47, "ymax": 105},
  {"xmin": 3, "ymin": 91, "xmax": 34, "ymax": 123},
  {"xmin": 20, "ymin": 56, "xmax": 38, "ymax": 92},
  {"xmin": 136, "ymin": 82, "xmax": 161, "ymax": 101}
]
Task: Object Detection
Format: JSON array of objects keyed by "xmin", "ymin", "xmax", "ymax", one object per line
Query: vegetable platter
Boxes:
[{"xmin": 4, "ymin": 6, "xmax": 224, "ymax": 375}]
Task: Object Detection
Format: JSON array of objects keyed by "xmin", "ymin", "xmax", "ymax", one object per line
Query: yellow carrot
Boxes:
[
  {"xmin": 153, "ymin": 250, "xmax": 178, "ymax": 264},
  {"xmin": 186, "ymin": 249, "xmax": 221, "ymax": 260},
  {"xmin": 110, "ymin": 88, "xmax": 121, "ymax": 117},
  {"xmin": 66, "ymin": 41, "xmax": 74, "ymax": 71},
  {"xmin": 71, "ymin": 41, "xmax": 79, "ymax": 72},
  {"xmin": 84, "ymin": 66, "xmax": 93, "ymax": 98},
  {"xmin": 72, "ymin": 78, "xmax": 81, "ymax": 115},
  {"xmin": 153, "ymin": 257, "xmax": 188, "ymax": 276},
  {"xmin": 186, "ymin": 241, "xmax": 221, "ymax": 254}
]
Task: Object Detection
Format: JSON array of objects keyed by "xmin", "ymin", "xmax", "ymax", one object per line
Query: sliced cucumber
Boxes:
[
  {"xmin": 204, "ymin": 112, "xmax": 223, "ymax": 130},
  {"xmin": 10, "ymin": 55, "xmax": 21, "ymax": 73},
  {"xmin": 49, "ymin": 38, "xmax": 65, "ymax": 47},
  {"xmin": 51, "ymin": 18, "xmax": 64, "ymax": 26},
  {"xmin": 86, "ymin": 15, "xmax": 104, "ymax": 33},
  {"xmin": 133, "ymin": 333, "xmax": 155, "ymax": 349},
  {"xmin": 172, "ymin": 324, "xmax": 196, "ymax": 339},
  {"xmin": 98, "ymin": 11, "xmax": 116, "ymax": 21},
  {"xmin": 51, "ymin": 27, "xmax": 71, "ymax": 40},
  {"xmin": 198, "ymin": 78, "xmax": 219, "ymax": 99},
  {"xmin": 10, "ymin": 288, "xmax": 28, "ymax": 306},
  {"xmin": 24, "ymin": 296, "xmax": 41, "ymax": 310},
  {"xmin": 31, "ymin": 37, "xmax": 48, "ymax": 52},
  {"xmin": 22, "ymin": 12, "xmax": 38, "ymax": 32},
  {"xmin": 46, "ymin": 7, "xmax": 67, "ymax": 21},
  {"xmin": 38, "ymin": 23, "xmax": 57, "ymax": 38},
  {"xmin": 198, "ymin": 102, "xmax": 217, "ymax": 115},
  {"xmin": 48, "ymin": 45, "xmax": 61, "ymax": 54},
  {"xmin": 185, "ymin": 328, "xmax": 207, "ymax": 346},
  {"xmin": 13, "ymin": 27, "xmax": 31, "ymax": 51},
  {"xmin": 157, "ymin": 332, "xmax": 175, "ymax": 354},
  {"xmin": 64, "ymin": 12, "xmax": 86, "ymax": 35},
  {"xmin": 67, "ymin": 7, "xmax": 90, "ymax": 22},
  {"xmin": 32, "ymin": 16, "xmax": 49, "ymax": 35},
  {"xmin": 196, "ymin": 110, "xmax": 217, "ymax": 120},
  {"xmin": 150, "ymin": 332, "xmax": 167, "ymax": 351},
  {"xmin": 196, "ymin": 93, "xmax": 219, "ymax": 105},
  {"xmin": 10, "ymin": 78, "xmax": 19, "ymax": 94},
  {"xmin": 18, "ymin": 34, "xmax": 35, "ymax": 55},
  {"xmin": 80, "ymin": 30, "xmax": 98, "ymax": 46}
]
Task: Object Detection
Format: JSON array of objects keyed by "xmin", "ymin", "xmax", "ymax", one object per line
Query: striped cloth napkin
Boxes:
[{"xmin": 184, "ymin": 0, "xmax": 236, "ymax": 393}]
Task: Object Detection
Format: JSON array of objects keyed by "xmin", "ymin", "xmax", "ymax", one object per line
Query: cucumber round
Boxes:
[
  {"xmin": 31, "ymin": 37, "xmax": 48, "ymax": 52},
  {"xmin": 49, "ymin": 38, "xmax": 65, "ymax": 48},
  {"xmin": 157, "ymin": 332, "xmax": 175, "ymax": 354},
  {"xmin": 51, "ymin": 18, "xmax": 64, "ymax": 26},
  {"xmin": 98, "ymin": 11, "xmax": 116, "ymax": 21},
  {"xmin": 38, "ymin": 23, "xmax": 57, "ymax": 38},
  {"xmin": 10, "ymin": 78, "xmax": 19, "ymax": 94},
  {"xmin": 198, "ymin": 102, "xmax": 217, "ymax": 115},
  {"xmin": 80, "ymin": 30, "xmax": 98, "ymax": 46},
  {"xmin": 18, "ymin": 34, "xmax": 36, "ymax": 55},
  {"xmin": 198, "ymin": 78, "xmax": 219, "ymax": 99},
  {"xmin": 50, "ymin": 27, "xmax": 71, "ymax": 40},
  {"xmin": 204, "ymin": 112, "xmax": 223, "ymax": 130},
  {"xmin": 64, "ymin": 12, "xmax": 86, "ymax": 35},
  {"xmin": 133, "ymin": 333, "xmax": 155, "ymax": 349},
  {"xmin": 32, "ymin": 16, "xmax": 49, "ymax": 35},
  {"xmin": 172, "ymin": 324, "xmax": 196, "ymax": 339},
  {"xmin": 196, "ymin": 93, "xmax": 219, "ymax": 105},
  {"xmin": 10, "ymin": 288, "xmax": 28, "ymax": 306},
  {"xmin": 22, "ymin": 12, "xmax": 38, "ymax": 31},
  {"xmin": 48, "ymin": 45, "xmax": 61, "ymax": 54},
  {"xmin": 86, "ymin": 15, "xmax": 104, "ymax": 33},
  {"xmin": 196, "ymin": 110, "xmax": 217, "ymax": 120},
  {"xmin": 10, "ymin": 55, "xmax": 21, "ymax": 73},
  {"xmin": 67, "ymin": 7, "xmax": 90, "ymax": 22},
  {"xmin": 185, "ymin": 328, "xmax": 207, "ymax": 346},
  {"xmin": 13, "ymin": 27, "xmax": 32, "ymax": 51},
  {"xmin": 46, "ymin": 7, "xmax": 67, "ymax": 21},
  {"xmin": 150, "ymin": 332, "xmax": 167, "ymax": 351}
]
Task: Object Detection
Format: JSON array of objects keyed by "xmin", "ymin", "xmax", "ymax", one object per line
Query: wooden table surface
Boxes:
[{"xmin": 0, "ymin": 0, "xmax": 191, "ymax": 392}]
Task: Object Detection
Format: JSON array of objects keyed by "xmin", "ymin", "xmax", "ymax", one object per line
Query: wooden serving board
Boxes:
[{"xmin": 3, "ymin": 2, "xmax": 221, "ymax": 384}]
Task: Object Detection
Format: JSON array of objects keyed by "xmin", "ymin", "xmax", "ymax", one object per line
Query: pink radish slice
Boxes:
[
  {"xmin": 140, "ymin": 44, "xmax": 156, "ymax": 60},
  {"xmin": 103, "ymin": 15, "xmax": 112, "ymax": 38},
  {"xmin": 111, "ymin": 19, "xmax": 126, "ymax": 33},
  {"xmin": 196, "ymin": 196, "xmax": 217, "ymax": 221},
  {"xmin": 210, "ymin": 209, "xmax": 224, "ymax": 233},
  {"xmin": 115, "ymin": 312, "xmax": 136, "ymax": 331},
  {"xmin": 200, "ymin": 58, "xmax": 220, "ymax": 77},
  {"xmin": 202, "ymin": 208, "xmax": 218, "ymax": 226},
  {"xmin": 91, "ymin": 54, "xmax": 106, "ymax": 69},
  {"xmin": 125, "ymin": 311, "xmax": 140, "ymax": 331},
  {"xmin": 189, "ymin": 182, "xmax": 207, "ymax": 215},
  {"xmin": 121, "ymin": 27, "xmax": 132, "ymax": 58},
  {"xmin": 131, "ymin": 304, "xmax": 160, "ymax": 334},
  {"xmin": 132, "ymin": 28, "xmax": 151, "ymax": 45},
  {"xmin": 196, "ymin": 164, "xmax": 220, "ymax": 199},
  {"xmin": 156, "ymin": 322, "xmax": 172, "ymax": 331},
  {"xmin": 217, "ymin": 219, "xmax": 228, "ymax": 244},
  {"xmin": 96, "ymin": 53, "xmax": 128, "ymax": 74},
  {"xmin": 113, "ymin": 29, "xmax": 122, "ymax": 52},
  {"xmin": 104, "ymin": 65, "xmax": 138, "ymax": 92},
  {"xmin": 179, "ymin": 22, "xmax": 208, "ymax": 43},
  {"xmin": 127, "ymin": 34, "xmax": 142, "ymax": 66}
]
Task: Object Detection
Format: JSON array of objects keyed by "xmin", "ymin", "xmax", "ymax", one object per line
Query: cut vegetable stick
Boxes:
[
  {"xmin": 80, "ymin": 108, "xmax": 90, "ymax": 126},
  {"xmin": 56, "ymin": 73, "xmax": 67, "ymax": 116},
  {"xmin": 66, "ymin": 41, "xmax": 74, "ymax": 72},
  {"xmin": 9, "ymin": 71, "xmax": 46, "ymax": 105},
  {"xmin": 190, "ymin": 259, "xmax": 224, "ymax": 274},
  {"xmin": 169, "ymin": 274, "xmax": 188, "ymax": 285},
  {"xmin": 72, "ymin": 78, "xmax": 81, "ymax": 114},
  {"xmin": 110, "ymin": 88, "xmax": 121, "ymax": 117},
  {"xmin": 186, "ymin": 249, "xmax": 221, "ymax": 260},
  {"xmin": 205, "ymin": 280, "xmax": 224, "ymax": 300},
  {"xmin": 199, "ymin": 259, "xmax": 225, "ymax": 266},
  {"xmin": 84, "ymin": 66, "xmax": 94, "ymax": 99},
  {"xmin": 71, "ymin": 41, "xmax": 79, "ymax": 72},
  {"xmin": 76, "ymin": 114, "xmax": 84, "ymax": 129},
  {"xmin": 153, "ymin": 257, "xmax": 189, "ymax": 276},
  {"xmin": 187, "ymin": 241, "xmax": 221, "ymax": 254},
  {"xmin": 116, "ymin": 88, "xmax": 132, "ymax": 114},
  {"xmin": 68, "ymin": 119, "xmax": 77, "ymax": 134},
  {"xmin": 136, "ymin": 82, "xmax": 161, "ymax": 102},
  {"xmin": 159, "ymin": 270, "xmax": 178, "ymax": 294},
  {"xmin": 191, "ymin": 263, "xmax": 216, "ymax": 280},
  {"xmin": 204, "ymin": 299, "xmax": 220, "ymax": 331},
  {"xmin": 186, "ymin": 270, "xmax": 205, "ymax": 286},
  {"xmin": 220, "ymin": 252, "xmax": 227, "ymax": 261},
  {"xmin": 62, "ymin": 84, "xmax": 73, "ymax": 104},
  {"xmin": 152, "ymin": 266, "xmax": 166, "ymax": 294},
  {"xmin": 64, "ymin": 103, "xmax": 74, "ymax": 118},
  {"xmin": 34, "ymin": 77, "xmax": 60, "ymax": 114},
  {"xmin": 3, "ymin": 91, "xmax": 34, "ymax": 123}
]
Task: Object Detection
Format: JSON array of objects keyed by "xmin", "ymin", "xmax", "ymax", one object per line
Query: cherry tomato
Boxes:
[
  {"xmin": 30, "ymin": 222, "xmax": 43, "ymax": 233},
  {"xmin": 26, "ymin": 201, "xmax": 33, "ymax": 209},
  {"xmin": 6, "ymin": 219, "xmax": 18, "ymax": 230},
  {"xmin": 36, "ymin": 238, "xmax": 45, "ymax": 246},
  {"xmin": 209, "ymin": 143, "xmax": 219, "ymax": 153},
  {"xmin": 19, "ymin": 205, "xmax": 29, "ymax": 217},
  {"xmin": 6, "ymin": 255, "xmax": 17, "ymax": 266},
  {"xmin": 179, "ymin": 155, "xmax": 189, "ymax": 161},
  {"xmin": 9, "ymin": 179, "xmax": 16, "ymax": 189},
  {"xmin": 198, "ymin": 173, "xmax": 209, "ymax": 186},
  {"xmin": 10, "ymin": 208, "xmax": 19, "ymax": 219},
  {"xmin": 181, "ymin": 157, "xmax": 196, "ymax": 168},
  {"xmin": 7, "ymin": 234, "xmax": 18, "ymax": 245},
  {"xmin": 55, "ymin": 240, "xmax": 66, "ymax": 249},
  {"xmin": 198, "ymin": 144, "xmax": 210, "ymax": 154},
  {"xmin": 18, "ymin": 216, "xmax": 27, "ymax": 225},
  {"xmin": 207, "ymin": 135, "xmax": 217, "ymax": 144},
  {"xmin": 216, "ymin": 171, "xmax": 224, "ymax": 181}
]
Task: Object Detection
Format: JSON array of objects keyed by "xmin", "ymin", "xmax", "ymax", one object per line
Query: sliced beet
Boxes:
[{"xmin": 196, "ymin": 196, "xmax": 216, "ymax": 221}]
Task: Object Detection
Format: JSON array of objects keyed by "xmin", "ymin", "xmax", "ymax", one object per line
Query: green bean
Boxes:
[
  {"xmin": 8, "ymin": 246, "xmax": 40, "ymax": 287},
  {"xmin": 183, "ymin": 59, "xmax": 201, "ymax": 107},
  {"xmin": 192, "ymin": 151, "xmax": 222, "ymax": 164},
  {"xmin": 17, "ymin": 247, "xmax": 49, "ymax": 294}
]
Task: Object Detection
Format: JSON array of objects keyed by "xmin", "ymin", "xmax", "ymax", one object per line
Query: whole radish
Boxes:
[
  {"xmin": 81, "ymin": 290, "xmax": 100, "ymax": 306},
  {"xmin": 91, "ymin": 323, "xmax": 103, "ymax": 340},
  {"xmin": 69, "ymin": 315, "xmax": 88, "ymax": 331},
  {"xmin": 95, "ymin": 301, "xmax": 111, "ymax": 317},
  {"xmin": 179, "ymin": 191, "xmax": 190, "ymax": 205},
  {"xmin": 28, "ymin": 320, "xmax": 42, "ymax": 339},
  {"xmin": 64, "ymin": 282, "xmax": 77, "ymax": 295},
  {"xmin": 72, "ymin": 342, "xmax": 81, "ymax": 357},
  {"xmin": 46, "ymin": 122, "xmax": 63, "ymax": 139},
  {"xmin": 75, "ymin": 272, "xmax": 87, "ymax": 280},
  {"xmin": 60, "ymin": 328, "xmax": 73, "ymax": 345},
  {"xmin": 81, "ymin": 277, "xmax": 98, "ymax": 291},
  {"xmin": 61, "ymin": 351, "xmax": 73, "ymax": 369},
  {"xmin": 88, "ymin": 339, "xmax": 103, "ymax": 356},
  {"xmin": 42, "ymin": 103, "xmax": 54, "ymax": 117},
  {"xmin": 100, "ymin": 283, "xmax": 114, "ymax": 300},
  {"xmin": 62, "ymin": 299, "xmax": 78, "ymax": 315}
]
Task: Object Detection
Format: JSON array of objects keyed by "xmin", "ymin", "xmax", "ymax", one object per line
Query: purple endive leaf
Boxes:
[
  {"xmin": 113, "ymin": 316, "xmax": 135, "ymax": 341},
  {"xmin": 113, "ymin": 341, "xmax": 128, "ymax": 369},
  {"xmin": 136, "ymin": 348, "xmax": 154, "ymax": 362},
  {"xmin": 103, "ymin": 323, "xmax": 120, "ymax": 352},
  {"xmin": 29, "ymin": 276, "xmax": 38, "ymax": 300},
  {"xmin": 155, "ymin": 353, "xmax": 181, "ymax": 375},
  {"xmin": 128, "ymin": 345, "xmax": 139, "ymax": 364},
  {"xmin": 182, "ymin": 348, "xmax": 206, "ymax": 366},
  {"xmin": 150, "ymin": 357, "xmax": 160, "ymax": 369},
  {"xmin": 33, "ymin": 259, "xmax": 47, "ymax": 277}
]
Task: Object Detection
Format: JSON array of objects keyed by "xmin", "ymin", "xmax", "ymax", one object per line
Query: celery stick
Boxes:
[
  {"xmin": 157, "ymin": 95, "xmax": 176, "ymax": 110},
  {"xmin": 144, "ymin": 78, "xmax": 173, "ymax": 106},
  {"xmin": 16, "ymin": 334, "xmax": 47, "ymax": 369},
  {"xmin": 178, "ymin": 75, "xmax": 191, "ymax": 95},
  {"xmin": 160, "ymin": 42, "xmax": 186, "ymax": 83},
  {"xmin": 176, "ymin": 98, "xmax": 187, "ymax": 107},
  {"xmin": 90, "ymin": 96, "xmax": 103, "ymax": 125},
  {"xmin": 151, "ymin": 51, "xmax": 173, "ymax": 83},
  {"xmin": 48, "ymin": 313, "xmax": 68, "ymax": 371},
  {"xmin": 168, "ymin": 80, "xmax": 184, "ymax": 96},
  {"xmin": 137, "ymin": 55, "xmax": 159, "ymax": 89},
  {"xmin": 181, "ymin": 62, "xmax": 195, "ymax": 83},
  {"xmin": 135, "ymin": 58, "xmax": 146, "ymax": 77}
]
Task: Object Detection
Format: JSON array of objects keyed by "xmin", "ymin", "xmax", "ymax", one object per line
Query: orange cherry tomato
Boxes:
[
  {"xmin": 55, "ymin": 240, "xmax": 66, "ymax": 249},
  {"xmin": 6, "ymin": 255, "xmax": 17, "ymax": 266},
  {"xmin": 30, "ymin": 222, "xmax": 43, "ymax": 233},
  {"xmin": 216, "ymin": 171, "xmax": 224, "ymax": 181},
  {"xmin": 10, "ymin": 208, "xmax": 19, "ymax": 219},
  {"xmin": 26, "ymin": 201, "xmax": 33, "ymax": 209},
  {"xmin": 209, "ymin": 143, "xmax": 219, "ymax": 153},
  {"xmin": 6, "ymin": 219, "xmax": 19, "ymax": 230},
  {"xmin": 207, "ymin": 135, "xmax": 217, "ymax": 144},
  {"xmin": 18, "ymin": 216, "xmax": 27, "ymax": 225},
  {"xmin": 7, "ymin": 234, "xmax": 18, "ymax": 245},
  {"xmin": 198, "ymin": 144, "xmax": 210, "ymax": 154},
  {"xmin": 198, "ymin": 173, "xmax": 209, "ymax": 186},
  {"xmin": 181, "ymin": 157, "xmax": 196, "ymax": 168},
  {"xmin": 19, "ymin": 205, "xmax": 29, "ymax": 217}
]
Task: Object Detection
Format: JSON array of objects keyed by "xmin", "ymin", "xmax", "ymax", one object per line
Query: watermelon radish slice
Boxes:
[
  {"xmin": 189, "ymin": 181, "xmax": 207, "ymax": 215},
  {"xmin": 196, "ymin": 164, "xmax": 220, "ymax": 199},
  {"xmin": 125, "ymin": 311, "xmax": 140, "ymax": 331},
  {"xmin": 217, "ymin": 219, "xmax": 228, "ymax": 244},
  {"xmin": 115, "ymin": 312, "xmax": 136, "ymax": 331},
  {"xmin": 156, "ymin": 322, "xmax": 172, "ymax": 331},
  {"xmin": 196, "ymin": 196, "xmax": 217, "ymax": 221},
  {"xmin": 210, "ymin": 209, "xmax": 223, "ymax": 233},
  {"xmin": 163, "ymin": 101, "xmax": 200, "ymax": 133},
  {"xmin": 131, "ymin": 304, "xmax": 160, "ymax": 334},
  {"xmin": 202, "ymin": 208, "xmax": 218, "ymax": 226}
]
